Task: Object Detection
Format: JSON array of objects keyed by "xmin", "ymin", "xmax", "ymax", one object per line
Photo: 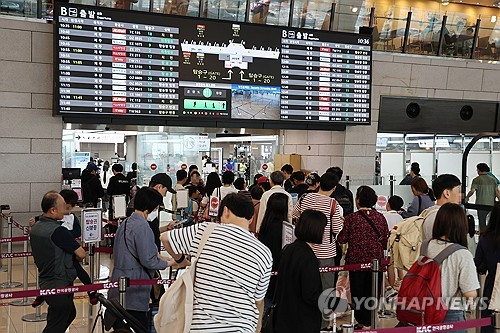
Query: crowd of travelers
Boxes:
[{"xmin": 28, "ymin": 161, "xmax": 500, "ymax": 333}]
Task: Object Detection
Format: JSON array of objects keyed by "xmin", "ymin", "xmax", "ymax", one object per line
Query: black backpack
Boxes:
[{"xmin": 332, "ymin": 185, "xmax": 353, "ymax": 217}]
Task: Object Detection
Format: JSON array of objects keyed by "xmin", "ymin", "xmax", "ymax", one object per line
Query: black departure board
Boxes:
[{"xmin": 54, "ymin": 3, "xmax": 372, "ymax": 125}]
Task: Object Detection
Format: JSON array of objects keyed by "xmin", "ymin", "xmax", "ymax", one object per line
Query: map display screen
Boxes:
[{"xmin": 54, "ymin": 3, "xmax": 372, "ymax": 126}]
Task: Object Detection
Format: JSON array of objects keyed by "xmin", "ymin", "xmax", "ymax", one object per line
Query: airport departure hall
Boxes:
[{"xmin": 2, "ymin": 0, "xmax": 500, "ymax": 332}]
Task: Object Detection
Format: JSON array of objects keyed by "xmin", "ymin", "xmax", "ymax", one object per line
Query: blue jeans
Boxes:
[{"xmin": 443, "ymin": 310, "xmax": 466, "ymax": 333}]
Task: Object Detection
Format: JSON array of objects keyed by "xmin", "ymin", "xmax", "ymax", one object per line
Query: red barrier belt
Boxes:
[
  {"xmin": 0, "ymin": 282, "xmax": 116, "ymax": 300},
  {"xmin": 129, "ymin": 279, "xmax": 176, "ymax": 286},
  {"xmin": 0, "ymin": 260, "xmax": 391, "ymax": 299},
  {"xmin": 11, "ymin": 220, "xmax": 26, "ymax": 232},
  {"xmin": 355, "ymin": 317, "xmax": 492, "ymax": 333},
  {"xmin": 94, "ymin": 247, "xmax": 113, "ymax": 253},
  {"xmin": 0, "ymin": 236, "xmax": 30, "ymax": 243},
  {"xmin": 0, "ymin": 251, "xmax": 32, "ymax": 259}
]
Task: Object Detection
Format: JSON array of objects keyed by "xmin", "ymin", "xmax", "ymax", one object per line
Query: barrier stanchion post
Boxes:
[
  {"xmin": 0, "ymin": 216, "xmax": 22, "ymax": 288},
  {"xmin": 88, "ymin": 242, "xmax": 95, "ymax": 326},
  {"xmin": 0, "ymin": 208, "xmax": 8, "ymax": 272},
  {"xmin": 22, "ymin": 274, "xmax": 47, "ymax": 322},
  {"xmin": 119, "ymin": 276, "xmax": 129, "ymax": 308},
  {"xmin": 371, "ymin": 259, "xmax": 380, "ymax": 329},
  {"xmin": 94, "ymin": 248, "xmax": 101, "ymax": 280},
  {"xmin": 389, "ymin": 176, "xmax": 395, "ymax": 197},
  {"xmin": 10, "ymin": 226, "xmax": 33, "ymax": 306},
  {"xmin": 493, "ymin": 311, "xmax": 500, "ymax": 333},
  {"xmin": 341, "ymin": 323, "xmax": 354, "ymax": 333}
]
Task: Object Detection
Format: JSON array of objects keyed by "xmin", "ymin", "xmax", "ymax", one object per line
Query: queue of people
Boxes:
[{"xmin": 28, "ymin": 162, "xmax": 500, "ymax": 333}]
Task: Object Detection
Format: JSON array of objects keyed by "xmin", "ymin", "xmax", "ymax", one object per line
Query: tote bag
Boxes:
[
  {"xmin": 488, "ymin": 263, "xmax": 500, "ymax": 310},
  {"xmin": 154, "ymin": 223, "xmax": 217, "ymax": 333}
]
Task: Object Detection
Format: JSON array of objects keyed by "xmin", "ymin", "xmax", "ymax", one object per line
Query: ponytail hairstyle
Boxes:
[{"xmin": 411, "ymin": 177, "xmax": 436, "ymax": 201}]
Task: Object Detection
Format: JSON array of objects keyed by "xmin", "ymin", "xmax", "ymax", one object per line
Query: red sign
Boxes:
[
  {"xmin": 151, "ymin": 164, "xmax": 157, "ymax": 171},
  {"xmin": 210, "ymin": 197, "xmax": 219, "ymax": 209},
  {"xmin": 181, "ymin": 164, "xmax": 187, "ymax": 170},
  {"xmin": 262, "ymin": 164, "xmax": 268, "ymax": 170},
  {"xmin": 377, "ymin": 196, "xmax": 388, "ymax": 208}
]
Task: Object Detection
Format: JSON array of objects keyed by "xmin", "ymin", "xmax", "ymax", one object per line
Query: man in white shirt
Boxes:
[
  {"xmin": 171, "ymin": 169, "xmax": 188, "ymax": 219},
  {"xmin": 161, "ymin": 192, "xmax": 272, "ymax": 332},
  {"xmin": 218, "ymin": 170, "xmax": 238, "ymax": 200},
  {"xmin": 422, "ymin": 174, "xmax": 461, "ymax": 241},
  {"xmin": 256, "ymin": 171, "xmax": 293, "ymax": 232}
]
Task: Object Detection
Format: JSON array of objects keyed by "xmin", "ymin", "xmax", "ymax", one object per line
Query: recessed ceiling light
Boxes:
[{"xmin": 351, "ymin": 7, "xmax": 359, "ymax": 13}]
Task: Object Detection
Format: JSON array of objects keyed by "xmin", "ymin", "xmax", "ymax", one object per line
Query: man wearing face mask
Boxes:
[
  {"xmin": 107, "ymin": 187, "xmax": 174, "ymax": 330},
  {"xmin": 147, "ymin": 173, "xmax": 177, "ymax": 252}
]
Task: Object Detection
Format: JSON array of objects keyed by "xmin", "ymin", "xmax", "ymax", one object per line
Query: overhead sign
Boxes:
[
  {"xmin": 198, "ymin": 134, "xmax": 210, "ymax": 151},
  {"xmin": 82, "ymin": 209, "xmax": 102, "ymax": 243},
  {"xmin": 74, "ymin": 132, "xmax": 125, "ymax": 144}
]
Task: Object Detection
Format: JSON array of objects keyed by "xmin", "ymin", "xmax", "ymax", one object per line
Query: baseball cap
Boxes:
[
  {"xmin": 151, "ymin": 173, "xmax": 176, "ymax": 193},
  {"xmin": 86, "ymin": 163, "xmax": 98, "ymax": 171},
  {"xmin": 257, "ymin": 176, "xmax": 269, "ymax": 184}
]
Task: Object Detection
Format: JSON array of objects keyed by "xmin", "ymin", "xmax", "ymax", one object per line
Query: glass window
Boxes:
[
  {"xmin": 153, "ymin": 0, "xmax": 200, "ymax": 16},
  {"xmin": 260, "ymin": 0, "xmax": 290, "ymax": 26},
  {"xmin": 373, "ymin": 4, "xmax": 408, "ymax": 53},
  {"xmin": 197, "ymin": 0, "xmax": 246, "ymax": 21}
]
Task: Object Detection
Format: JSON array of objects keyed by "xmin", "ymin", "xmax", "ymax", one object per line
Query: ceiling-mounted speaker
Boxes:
[
  {"xmin": 460, "ymin": 105, "xmax": 473, "ymax": 121},
  {"xmin": 406, "ymin": 102, "xmax": 420, "ymax": 118}
]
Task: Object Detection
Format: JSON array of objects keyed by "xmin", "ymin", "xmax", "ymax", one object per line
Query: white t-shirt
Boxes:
[
  {"xmin": 383, "ymin": 211, "xmax": 403, "ymax": 230},
  {"xmin": 426, "ymin": 239, "xmax": 480, "ymax": 310},
  {"xmin": 218, "ymin": 185, "xmax": 238, "ymax": 201},
  {"xmin": 167, "ymin": 222, "xmax": 272, "ymax": 332},
  {"xmin": 422, "ymin": 204, "xmax": 441, "ymax": 241}
]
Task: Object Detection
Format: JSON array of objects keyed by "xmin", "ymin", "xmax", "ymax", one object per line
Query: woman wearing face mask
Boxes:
[{"xmin": 107, "ymin": 187, "xmax": 174, "ymax": 330}]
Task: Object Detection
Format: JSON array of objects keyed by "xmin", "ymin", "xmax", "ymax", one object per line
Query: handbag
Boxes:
[
  {"xmin": 154, "ymin": 223, "xmax": 217, "ymax": 333},
  {"xmin": 488, "ymin": 262, "xmax": 500, "ymax": 310},
  {"xmin": 261, "ymin": 304, "xmax": 276, "ymax": 333}
]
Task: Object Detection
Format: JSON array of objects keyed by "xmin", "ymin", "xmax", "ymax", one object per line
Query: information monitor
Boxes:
[{"xmin": 54, "ymin": 3, "xmax": 372, "ymax": 128}]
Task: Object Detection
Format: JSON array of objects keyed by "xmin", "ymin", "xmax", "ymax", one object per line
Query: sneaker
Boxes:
[
  {"xmin": 32, "ymin": 296, "xmax": 45, "ymax": 308},
  {"xmin": 385, "ymin": 287, "xmax": 398, "ymax": 301}
]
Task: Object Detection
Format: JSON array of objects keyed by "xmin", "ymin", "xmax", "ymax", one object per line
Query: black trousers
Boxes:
[
  {"xmin": 349, "ymin": 270, "xmax": 383, "ymax": 327},
  {"xmin": 43, "ymin": 293, "xmax": 76, "ymax": 333}
]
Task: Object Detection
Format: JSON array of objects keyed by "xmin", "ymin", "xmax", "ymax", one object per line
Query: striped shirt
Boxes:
[
  {"xmin": 167, "ymin": 222, "xmax": 273, "ymax": 332},
  {"xmin": 292, "ymin": 193, "xmax": 344, "ymax": 259}
]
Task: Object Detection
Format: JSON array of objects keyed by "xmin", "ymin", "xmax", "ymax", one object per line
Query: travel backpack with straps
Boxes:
[
  {"xmin": 388, "ymin": 206, "xmax": 439, "ymax": 271},
  {"xmin": 396, "ymin": 240, "xmax": 466, "ymax": 326}
]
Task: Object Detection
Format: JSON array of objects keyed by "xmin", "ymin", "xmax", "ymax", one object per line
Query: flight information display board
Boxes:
[{"xmin": 54, "ymin": 3, "xmax": 372, "ymax": 125}]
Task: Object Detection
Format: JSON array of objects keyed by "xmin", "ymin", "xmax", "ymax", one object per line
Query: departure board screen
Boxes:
[{"xmin": 54, "ymin": 3, "xmax": 372, "ymax": 126}]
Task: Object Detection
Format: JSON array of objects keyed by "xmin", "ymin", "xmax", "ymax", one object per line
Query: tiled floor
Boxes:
[{"xmin": 0, "ymin": 248, "xmax": 113, "ymax": 333}]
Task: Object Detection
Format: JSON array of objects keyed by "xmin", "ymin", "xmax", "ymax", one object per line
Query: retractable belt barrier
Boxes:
[
  {"xmin": 353, "ymin": 317, "xmax": 492, "ymax": 333},
  {"xmin": 0, "ymin": 260, "xmax": 389, "ymax": 300},
  {"xmin": 0, "ymin": 236, "xmax": 30, "ymax": 243},
  {"xmin": 1, "ymin": 214, "xmax": 27, "ymax": 233}
]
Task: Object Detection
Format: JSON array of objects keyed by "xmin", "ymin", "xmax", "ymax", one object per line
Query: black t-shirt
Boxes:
[
  {"xmin": 284, "ymin": 178, "xmax": 293, "ymax": 192},
  {"xmin": 51, "ymin": 226, "xmax": 80, "ymax": 253},
  {"xmin": 107, "ymin": 173, "xmax": 131, "ymax": 198},
  {"xmin": 289, "ymin": 183, "xmax": 309, "ymax": 198}
]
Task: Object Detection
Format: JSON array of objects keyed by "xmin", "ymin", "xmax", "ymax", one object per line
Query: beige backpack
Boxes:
[{"xmin": 389, "ymin": 207, "xmax": 439, "ymax": 271}]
